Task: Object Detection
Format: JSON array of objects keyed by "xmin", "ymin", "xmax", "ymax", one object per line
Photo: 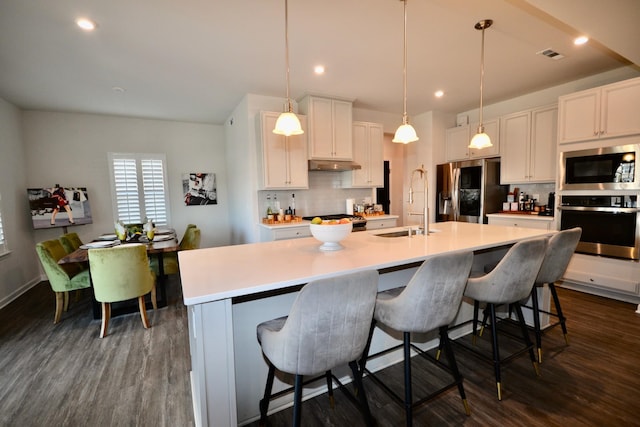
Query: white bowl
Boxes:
[{"xmin": 309, "ymin": 222, "xmax": 352, "ymax": 251}]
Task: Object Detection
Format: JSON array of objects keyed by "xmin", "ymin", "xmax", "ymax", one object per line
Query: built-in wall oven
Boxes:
[
  {"xmin": 559, "ymin": 195, "xmax": 640, "ymax": 260},
  {"xmin": 559, "ymin": 144, "xmax": 640, "ymax": 191}
]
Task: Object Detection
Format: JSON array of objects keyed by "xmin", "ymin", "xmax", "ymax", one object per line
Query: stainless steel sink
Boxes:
[
  {"xmin": 374, "ymin": 229, "xmax": 440, "ymax": 238},
  {"xmin": 375, "ymin": 231, "xmax": 412, "ymax": 238}
]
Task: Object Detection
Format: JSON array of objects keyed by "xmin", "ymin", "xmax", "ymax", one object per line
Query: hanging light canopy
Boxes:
[
  {"xmin": 392, "ymin": 0, "xmax": 418, "ymax": 144},
  {"xmin": 273, "ymin": 0, "xmax": 304, "ymax": 136},
  {"xmin": 469, "ymin": 19, "xmax": 493, "ymax": 149}
]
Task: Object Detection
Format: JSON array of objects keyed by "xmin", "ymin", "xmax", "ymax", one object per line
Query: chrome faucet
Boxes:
[{"xmin": 408, "ymin": 164, "xmax": 428, "ymax": 235}]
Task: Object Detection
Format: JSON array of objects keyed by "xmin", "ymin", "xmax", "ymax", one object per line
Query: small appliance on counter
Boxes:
[
  {"xmin": 346, "ymin": 198, "xmax": 355, "ymax": 215},
  {"xmin": 538, "ymin": 192, "xmax": 555, "ymax": 216}
]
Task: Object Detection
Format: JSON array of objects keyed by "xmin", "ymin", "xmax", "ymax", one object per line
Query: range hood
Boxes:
[{"xmin": 308, "ymin": 159, "xmax": 362, "ymax": 171}]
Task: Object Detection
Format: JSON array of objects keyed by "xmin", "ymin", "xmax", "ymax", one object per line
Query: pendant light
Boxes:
[
  {"xmin": 392, "ymin": 0, "xmax": 418, "ymax": 144},
  {"xmin": 273, "ymin": 0, "xmax": 304, "ymax": 136},
  {"xmin": 469, "ymin": 19, "xmax": 493, "ymax": 149}
]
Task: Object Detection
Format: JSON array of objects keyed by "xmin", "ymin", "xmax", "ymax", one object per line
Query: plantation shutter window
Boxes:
[{"xmin": 108, "ymin": 153, "xmax": 170, "ymax": 226}]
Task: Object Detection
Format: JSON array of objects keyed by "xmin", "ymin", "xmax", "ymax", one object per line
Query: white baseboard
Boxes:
[{"xmin": 0, "ymin": 275, "xmax": 44, "ymax": 310}]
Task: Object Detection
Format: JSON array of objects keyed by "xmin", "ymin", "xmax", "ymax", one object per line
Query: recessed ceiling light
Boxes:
[
  {"xmin": 574, "ymin": 36, "xmax": 589, "ymax": 45},
  {"xmin": 314, "ymin": 65, "xmax": 325, "ymax": 75},
  {"xmin": 76, "ymin": 18, "xmax": 97, "ymax": 31},
  {"xmin": 434, "ymin": 90, "xmax": 444, "ymax": 98}
]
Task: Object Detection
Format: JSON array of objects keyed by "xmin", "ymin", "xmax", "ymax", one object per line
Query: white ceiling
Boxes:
[{"xmin": 0, "ymin": 0, "xmax": 638, "ymax": 125}]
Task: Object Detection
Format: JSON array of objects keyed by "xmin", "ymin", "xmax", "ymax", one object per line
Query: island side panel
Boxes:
[{"xmin": 189, "ymin": 299, "xmax": 238, "ymax": 427}]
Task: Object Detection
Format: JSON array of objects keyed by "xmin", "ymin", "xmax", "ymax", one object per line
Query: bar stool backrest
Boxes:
[
  {"xmin": 258, "ymin": 270, "xmax": 378, "ymax": 376},
  {"xmin": 465, "ymin": 237, "xmax": 547, "ymax": 304},
  {"xmin": 536, "ymin": 228, "xmax": 582, "ymax": 285},
  {"xmin": 374, "ymin": 251, "xmax": 474, "ymax": 333}
]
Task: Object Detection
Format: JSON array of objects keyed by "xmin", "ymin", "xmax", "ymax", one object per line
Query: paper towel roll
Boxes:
[{"xmin": 346, "ymin": 198, "xmax": 355, "ymax": 215}]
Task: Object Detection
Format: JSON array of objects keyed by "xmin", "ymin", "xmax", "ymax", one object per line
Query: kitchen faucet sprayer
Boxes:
[{"xmin": 408, "ymin": 165, "xmax": 428, "ymax": 235}]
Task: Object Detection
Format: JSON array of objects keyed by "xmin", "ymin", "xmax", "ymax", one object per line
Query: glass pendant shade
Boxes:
[
  {"xmin": 273, "ymin": 111, "xmax": 304, "ymax": 136},
  {"xmin": 469, "ymin": 129, "xmax": 492, "ymax": 149},
  {"xmin": 469, "ymin": 19, "xmax": 493, "ymax": 150},
  {"xmin": 273, "ymin": 0, "xmax": 303, "ymax": 136},
  {"xmin": 393, "ymin": 0, "xmax": 418, "ymax": 144},
  {"xmin": 393, "ymin": 122, "xmax": 419, "ymax": 144}
]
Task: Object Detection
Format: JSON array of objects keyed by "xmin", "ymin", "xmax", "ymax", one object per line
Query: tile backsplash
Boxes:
[
  {"xmin": 258, "ymin": 171, "xmax": 374, "ymax": 218},
  {"xmin": 508, "ymin": 182, "xmax": 556, "ymax": 205}
]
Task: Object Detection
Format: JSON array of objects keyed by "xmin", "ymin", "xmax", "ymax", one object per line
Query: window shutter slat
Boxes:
[{"xmin": 109, "ymin": 154, "xmax": 169, "ymax": 226}]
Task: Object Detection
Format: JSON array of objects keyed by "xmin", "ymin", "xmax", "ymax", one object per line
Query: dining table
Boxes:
[{"xmin": 58, "ymin": 230, "xmax": 180, "ymax": 319}]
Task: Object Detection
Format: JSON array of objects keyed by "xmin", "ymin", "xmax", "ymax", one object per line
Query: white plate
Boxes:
[
  {"xmin": 96, "ymin": 234, "xmax": 118, "ymax": 241},
  {"xmin": 151, "ymin": 234, "xmax": 175, "ymax": 242},
  {"xmin": 80, "ymin": 241, "xmax": 119, "ymax": 249},
  {"xmin": 155, "ymin": 228, "xmax": 173, "ymax": 235}
]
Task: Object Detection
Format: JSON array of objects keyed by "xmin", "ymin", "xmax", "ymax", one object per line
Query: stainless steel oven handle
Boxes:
[{"xmin": 558, "ymin": 206, "xmax": 639, "ymax": 213}]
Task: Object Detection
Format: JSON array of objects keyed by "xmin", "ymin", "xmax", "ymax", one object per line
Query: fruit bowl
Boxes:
[{"xmin": 310, "ymin": 221, "xmax": 352, "ymax": 251}]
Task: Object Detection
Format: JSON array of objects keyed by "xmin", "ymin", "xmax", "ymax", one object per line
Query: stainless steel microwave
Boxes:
[{"xmin": 559, "ymin": 144, "xmax": 640, "ymax": 190}]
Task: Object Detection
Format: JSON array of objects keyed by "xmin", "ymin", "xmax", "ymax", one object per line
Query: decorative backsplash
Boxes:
[
  {"xmin": 508, "ymin": 182, "xmax": 555, "ymax": 204},
  {"xmin": 258, "ymin": 171, "xmax": 374, "ymax": 218}
]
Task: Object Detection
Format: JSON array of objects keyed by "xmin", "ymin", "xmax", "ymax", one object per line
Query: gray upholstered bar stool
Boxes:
[
  {"xmin": 257, "ymin": 270, "xmax": 378, "ymax": 427},
  {"xmin": 463, "ymin": 237, "xmax": 547, "ymax": 401},
  {"xmin": 360, "ymin": 251, "xmax": 474, "ymax": 427},
  {"xmin": 525, "ymin": 227, "xmax": 581, "ymax": 363}
]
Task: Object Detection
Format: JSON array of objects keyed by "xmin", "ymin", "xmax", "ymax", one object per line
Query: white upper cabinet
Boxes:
[
  {"xmin": 558, "ymin": 77, "xmax": 640, "ymax": 144},
  {"xmin": 299, "ymin": 95, "xmax": 353, "ymax": 160},
  {"xmin": 258, "ymin": 111, "xmax": 308, "ymax": 190},
  {"xmin": 347, "ymin": 121, "xmax": 384, "ymax": 188},
  {"xmin": 500, "ymin": 104, "xmax": 557, "ymax": 184},
  {"xmin": 445, "ymin": 125, "xmax": 470, "ymax": 161},
  {"xmin": 446, "ymin": 119, "xmax": 500, "ymax": 162}
]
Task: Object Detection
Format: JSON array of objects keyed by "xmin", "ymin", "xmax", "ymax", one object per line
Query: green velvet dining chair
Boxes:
[
  {"xmin": 59, "ymin": 232, "xmax": 83, "ymax": 253},
  {"xmin": 35, "ymin": 239, "xmax": 91, "ymax": 324},
  {"xmin": 88, "ymin": 244, "xmax": 156, "ymax": 338},
  {"xmin": 150, "ymin": 226, "xmax": 201, "ymax": 276},
  {"xmin": 59, "ymin": 232, "xmax": 87, "ymax": 275}
]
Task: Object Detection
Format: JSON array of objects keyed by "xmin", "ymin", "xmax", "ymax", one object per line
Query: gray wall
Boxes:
[
  {"xmin": 0, "ymin": 99, "xmax": 38, "ymax": 308},
  {"xmin": 0, "ymin": 107, "xmax": 230, "ymax": 308}
]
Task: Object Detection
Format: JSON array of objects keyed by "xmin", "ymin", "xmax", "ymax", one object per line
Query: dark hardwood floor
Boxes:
[
  {"xmin": 2, "ymin": 281, "xmax": 640, "ymax": 426},
  {"xmin": 0, "ymin": 277, "xmax": 193, "ymax": 427},
  {"xmin": 247, "ymin": 287, "xmax": 640, "ymax": 427}
]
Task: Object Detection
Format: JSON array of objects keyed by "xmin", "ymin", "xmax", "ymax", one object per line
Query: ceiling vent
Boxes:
[{"xmin": 537, "ymin": 48, "xmax": 565, "ymax": 60}]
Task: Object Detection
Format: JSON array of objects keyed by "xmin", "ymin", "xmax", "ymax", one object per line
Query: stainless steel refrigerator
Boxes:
[{"xmin": 435, "ymin": 157, "xmax": 508, "ymax": 224}]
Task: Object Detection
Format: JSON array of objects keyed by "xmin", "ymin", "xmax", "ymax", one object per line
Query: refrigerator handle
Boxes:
[{"xmin": 452, "ymin": 167, "xmax": 460, "ymax": 221}]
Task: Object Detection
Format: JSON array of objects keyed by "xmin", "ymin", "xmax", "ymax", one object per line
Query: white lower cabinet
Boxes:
[
  {"xmin": 366, "ymin": 216, "xmax": 398, "ymax": 230},
  {"xmin": 561, "ymin": 253, "xmax": 640, "ymax": 299},
  {"xmin": 487, "ymin": 215, "xmax": 553, "ymax": 230},
  {"xmin": 260, "ymin": 225, "xmax": 311, "ymax": 242}
]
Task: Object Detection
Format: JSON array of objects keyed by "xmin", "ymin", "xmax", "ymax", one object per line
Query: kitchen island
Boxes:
[{"xmin": 179, "ymin": 222, "xmax": 554, "ymax": 427}]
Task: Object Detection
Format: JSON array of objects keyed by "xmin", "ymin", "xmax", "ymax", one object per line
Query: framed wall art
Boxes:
[
  {"xmin": 28, "ymin": 185, "xmax": 93, "ymax": 229},
  {"xmin": 183, "ymin": 173, "xmax": 217, "ymax": 206}
]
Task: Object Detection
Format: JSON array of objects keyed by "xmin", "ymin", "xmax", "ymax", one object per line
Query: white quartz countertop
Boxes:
[
  {"xmin": 257, "ymin": 214, "xmax": 400, "ymax": 230},
  {"xmin": 180, "ymin": 222, "xmax": 553, "ymax": 306},
  {"xmin": 362, "ymin": 214, "xmax": 400, "ymax": 220},
  {"xmin": 487, "ymin": 213, "xmax": 554, "ymax": 221}
]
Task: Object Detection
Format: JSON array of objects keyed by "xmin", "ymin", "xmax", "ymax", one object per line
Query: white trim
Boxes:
[{"xmin": 0, "ymin": 193, "xmax": 7, "ymax": 254}]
